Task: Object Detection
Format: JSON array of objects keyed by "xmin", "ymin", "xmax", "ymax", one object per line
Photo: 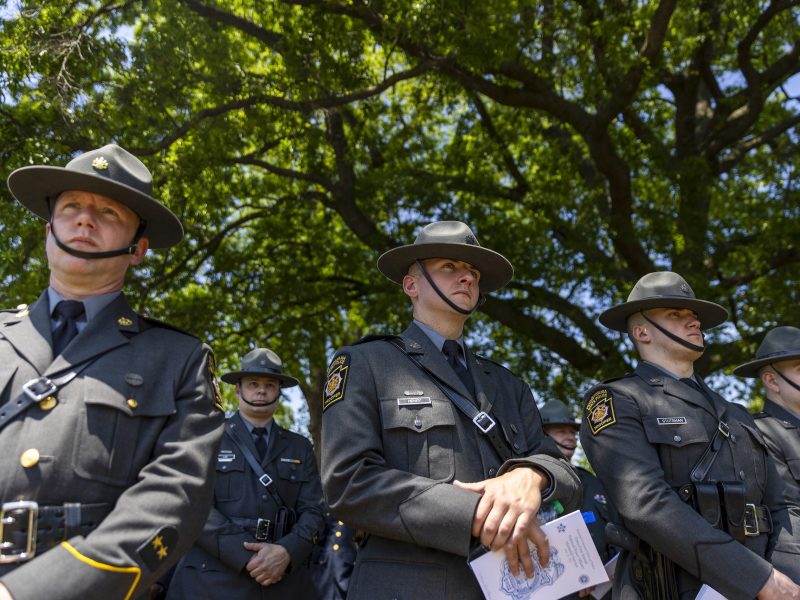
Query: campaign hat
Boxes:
[
  {"xmin": 7, "ymin": 144, "xmax": 183, "ymax": 248},
  {"xmin": 599, "ymin": 271, "xmax": 728, "ymax": 332},
  {"xmin": 540, "ymin": 400, "xmax": 580, "ymax": 428},
  {"xmin": 221, "ymin": 348, "xmax": 300, "ymax": 388},
  {"xmin": 733, "ymin": 326, "xmax": 800, "ymax": 378},
  {"xmin": 377, "ymin": 221, "xmax": 513, "ymax": 292}
]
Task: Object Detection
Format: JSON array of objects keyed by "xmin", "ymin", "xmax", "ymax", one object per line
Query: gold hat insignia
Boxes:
[
  {"xmin": 92, "ymin": 156, "xmax": 109, "ymax": 170},
  {"xmin": 118, "ymin": 316, "xmax": 133, "ymax": 326}
]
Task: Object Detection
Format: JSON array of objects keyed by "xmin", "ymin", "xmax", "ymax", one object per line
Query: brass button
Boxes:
[
  {"xmin": 332, "ymin": 544, "xmax": 340, "ymax": 551},
  {"xmin": 39, "ymin": 397, "xmax": 57, "ymax": 411},
  {"xmin": 335, "ymin": 531, "xmax": 342, "ymax": 538},
  {"xmin": 20, "ymin": 448, "xmax": 40, "ymax": 468},
  {"xmin": 338, "ymin": 520, "xmax": 344, "ymax": 526},
  {"xmin": 127, "ymin": 399, "xmax": 138, "ymax": 409}
]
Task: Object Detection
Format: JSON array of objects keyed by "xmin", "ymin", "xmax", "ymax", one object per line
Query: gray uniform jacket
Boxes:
[
  {"xmin": 581, "ymin": 362, "xmax": 780, "ymax": 600},
  {"xmin": 755, "ymin": 399, "xmax": 800, "ymax": 584},
  {"xmin": 321, "ymin": 323, "xmax": 582, "ymax": 600},
  {"xmin": 167, "ymin": 411, "xmax": 324, "ymax": 599},
  {"xmin": 0, "ymin": 291, "xmax": 224, "ymax": 599}
]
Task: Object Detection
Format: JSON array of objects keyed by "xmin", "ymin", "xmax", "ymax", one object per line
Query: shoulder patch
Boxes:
[
  {"xmin": 323, "ymin": 353, "xmax": 350, "ymax": 411},
  {"xmin": 206, "ymin": 353, "xmax": 224, "ymax": 412},
  {"xmin": 138, "ymin": 526, "xmax": 178, "ymax": 573},
  {"xmin": 586, "ymin": 388, "xmax": 616, "ymax": 435}
]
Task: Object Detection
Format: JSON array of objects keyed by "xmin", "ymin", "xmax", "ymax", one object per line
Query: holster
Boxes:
[
  {"xmin": 717, "ymin": 481, "xmax": 747, "ymax": 541},
  {"xmin": 274, "ymin": 506, "xmax": 297, "ymax": 540}
]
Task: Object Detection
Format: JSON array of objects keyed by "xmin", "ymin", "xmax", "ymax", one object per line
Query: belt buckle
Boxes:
[
  {"xmin": 717, "ymin": 421, "xmax": 730, "ymax": 438},
  {"xmin": 473, "ymin": 411, "xmax": 496, "ymax": 433},
  {"xmin": 743, "ymin": 503, "xmax": 759, "ymax": 537},
  {"xmin": 22, "ymin": 377, "xmax": 57, "ymax": 403},
  {"xmin": 255, "ymin": 519, "xmax": 272, "ymax": 542},
  {"xmin": 0, "ymin": 501, "xmax": 38, "ymax": 563}
]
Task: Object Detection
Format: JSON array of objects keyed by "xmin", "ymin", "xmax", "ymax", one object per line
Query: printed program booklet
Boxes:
[{"xmin": 468, "ymin": 510, "xmax": 609, "ymax": 600}]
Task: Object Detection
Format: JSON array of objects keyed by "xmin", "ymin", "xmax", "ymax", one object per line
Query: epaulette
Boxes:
[
  {"xmin": 138, "ymin": 315, "xmax": 199, "ymax": 338},
  {"xmin": 473, "ymin": 354, "xmax": 516, "ymax": 375},
  {"xmin": 354, "ymin": 333, "xmax": 400, "ymax": 345},
  {"xmin": 600, "ymin": 372, "xmax": 635, "ymax": 384}
]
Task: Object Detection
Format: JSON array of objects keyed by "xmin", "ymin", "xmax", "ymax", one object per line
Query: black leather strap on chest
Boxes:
[
  {"xmin": 225, "ymin": 424, "xmax": 288, "ymax": 510},
  {"xmin": 385, "ymin": 337, "xmax": 512, "ymax": 463},
  {"xmin": 689, "ymin": 406, "xmax": 730, "ymax": 483},
  {"xmin": 0, "ymin": 358, "xmax": 100, "ymax": 434}
]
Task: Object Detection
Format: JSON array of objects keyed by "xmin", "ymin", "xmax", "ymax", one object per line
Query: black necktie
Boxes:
[
  {"xmin": 680, "ymin": 377, "xmax": 704, "ymax": 395},
  {"xmin": 252, "ymin": 427, "xmax": 268, "ymax": 461},
  {"xmin": 52, "ymin": 300, "xmax": 86, "ymax": 356},
  {"xmin": 442, "ymin": 339, "xmax": 476, "ymax": 400}
]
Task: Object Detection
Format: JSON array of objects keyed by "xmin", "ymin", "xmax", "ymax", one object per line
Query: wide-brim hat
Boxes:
[
  {"xmin": 221, "ymin": 348, "xmax": 300, "ymax": 387},
  {"xmin": 377, "ymin": 221, "xmax": 513, "ymax": 293},
  {"xmin": 540, "ymin": 400, "xmax": 580, "ymax": 428},
  {"xmin": 7, "ymin": 144, "xmax": 183, "ymax": 248},
  {"xmin": 599, "ymin": 271, "xmax": 728, "ymax": 332},
  {"xmin": 733, "ymin": 326, "xmax": 800, "ymax": 378}
]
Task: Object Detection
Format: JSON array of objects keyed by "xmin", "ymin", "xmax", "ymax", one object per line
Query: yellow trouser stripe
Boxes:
[{"xmin": 61, "ymin": 542, "xmax": 141, "ymax": 600}]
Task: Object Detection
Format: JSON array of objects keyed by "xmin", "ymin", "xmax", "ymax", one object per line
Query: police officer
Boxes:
[
  {"xmin": 540, "ymin": 400, "xmax": 620, "ymax": 599},
  {"xmin": 167, "ymin": 348, "xmax": 324, "ymax": 599},
  {"xmin": 734, "ymin": 326, "xmax": 800, "ymax": 585},
  {"xmin": 0, "ymin": 144, "xmax": 225, "ymax": 599},
  {"xmin": 581, "ymin": 271, "xmax": 799, "ymax": 599},
  {"xmin": 321, "ymin": 221, "xmax": 582, "ymax": 599}
]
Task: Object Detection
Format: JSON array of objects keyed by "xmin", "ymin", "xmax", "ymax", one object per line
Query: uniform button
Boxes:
[
  {"xmin": 673, "ymin": 435, "xmax": 682, "ymax": 443},
  {"xmin": 335, "ymin": 531, "xmax": 342, "ymax": 538},
  {"xmin": 730, "ymin": 433, "xmax": 736, "ymax": 443},
  {"xmin": 488, "ymin": 468, "xmax": 497, "ymax": 476},
  {"xmin": 127, "ymin": 399, "xmax": 138, "ymax": 409},
  {"xmin": 739, "ymin": 470, "xmax": 746, "ymax": 480},
  {"xmin": 221, "ymin": 465, "xmax": 228, "ymax": 470},
  {"xmin": 290, "ymin": 475, "xmax": 296, "ymax": 481},
  {"xmin": 262, "ymin": 494, "xmax": 268, "ymax": 500},
  {"xmin": 513, "ymin": 443, "xmax": 519, "ymax": 451},
  {"xmin": 39, "ymin": 396, "xmax": 57, "ymax": 411},
  {"xmin": 338, "ymin": 520, "xmax": 344, "ymax": 526},
  {"xmin": 414, "ymin": 417, "xmax": 422, "ymax": 429},
  {"xmin": 332, "ymin": 544, "xmax": 340, "ymax": 551},
  {"xmin": 20, "ymin": 448, "xmax": 40, "ymax": 468}
]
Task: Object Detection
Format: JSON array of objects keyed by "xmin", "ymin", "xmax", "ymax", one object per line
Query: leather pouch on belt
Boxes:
[
  {"xmin": 718, "ymin": 481, "xmax": 746, "ymax": 541},
  {"xmin": 692, "ymin": 482, "xmax": 721, "ymax": 528}
]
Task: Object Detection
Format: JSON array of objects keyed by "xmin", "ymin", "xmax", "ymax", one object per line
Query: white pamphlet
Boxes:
[
  {"xmin": 589, "ymin": 552, "xmax": 619, "ymax": 599},
  {"xmin": 695, "ymin": 584, "xmax": 727, "ymax": 600},
  {"xmin": 469, "ymin": 510, "xmax": 609, "ymax": 600}
]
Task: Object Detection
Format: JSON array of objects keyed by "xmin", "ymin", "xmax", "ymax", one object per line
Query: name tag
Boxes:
[
  {"xmin": 397, "ymin": 397, "xmax": 432, "ymax": 407},
  {"xmin": 280, "ymin": 458, "xmax": 302, "ymax": 464},
  {"xmin": 218, "ymin": 451, "xmax": 236, "ymax": 462},
  {"xmin": 657, "ymin": 417, "xmax": 687, "ymax": 425}
]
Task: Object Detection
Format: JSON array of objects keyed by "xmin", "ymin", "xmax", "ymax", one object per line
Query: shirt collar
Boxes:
[
  {"xmin": 48, "ymin": 287, "xmax": 122, "ymax": 323},
  {"xmin": 642, "ymin": 360, "xmax": 695, "ymax": 382},
  {"xmin": 413, "ymin": 319, "xmax": 466, "ymax": 354}
]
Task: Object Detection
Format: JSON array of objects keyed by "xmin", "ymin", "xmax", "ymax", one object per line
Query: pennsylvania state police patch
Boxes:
[
  {"xmin": 586, "ymin": 388, "xmax": 616, "ymax": 435},
  {"xmin": 323, "ymin": 353, "xmax": 350, "ymax": 411}
]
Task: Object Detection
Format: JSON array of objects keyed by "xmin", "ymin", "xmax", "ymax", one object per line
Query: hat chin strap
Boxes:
[
  {"xmin": 415, "ymin": 259, "xmax": 485, "ymax": 316},
  {"xmin": 639, "ymin": 311, "xmax": 705, "ymax": 353},
  {"xmin": 239, "ymin": 388, "xmax": 281, "ymax": 407},
  {"xmin": 49, "ymin": 219, "xmax": 146, "ymax": 260},
  {"xmin": 772, "ymin": 366, "xmax": 800, "ymax": 393}
]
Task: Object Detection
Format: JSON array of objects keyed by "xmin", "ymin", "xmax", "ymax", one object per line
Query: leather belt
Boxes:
[
  {"xmin": 0, "ymin": 501, "xmax": 111, "ymax": 563},
  {"xmin": 744, "ymin": 503, "xmax": 772, "ymax": 537},
  {"xmin": 230, "ymin": 516, "xmax": 274, "ymax": 542}
]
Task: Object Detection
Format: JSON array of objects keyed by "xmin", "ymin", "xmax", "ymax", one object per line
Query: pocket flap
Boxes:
[
  {"xmin": 643, "ymin": 416, "xmax": 709, "ymax": 446},
  {"xmin": 380, "ymin": 396, "xmax": 455, "ymax": 432}
]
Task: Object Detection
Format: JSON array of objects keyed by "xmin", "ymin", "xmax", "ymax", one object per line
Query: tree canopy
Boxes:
[{"xmin": 2, "ymin": 0, "xmax": 798, "ymax": 445}]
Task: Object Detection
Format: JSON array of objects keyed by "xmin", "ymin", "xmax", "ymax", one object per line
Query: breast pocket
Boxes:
[
  {"xmin": 72, "ymin": 376, "xmax": 175, "ymax": 487},
  {"xmin": 643, "ymin": 417, "xmax": 710, "ymax": 483},
  {"xmin": 380, "ymin": 397, "xmax": 456, "ymax": 481},
  {"xmin": 215, "ymin": 453, "xmax": 246, "ymax": 502}
]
